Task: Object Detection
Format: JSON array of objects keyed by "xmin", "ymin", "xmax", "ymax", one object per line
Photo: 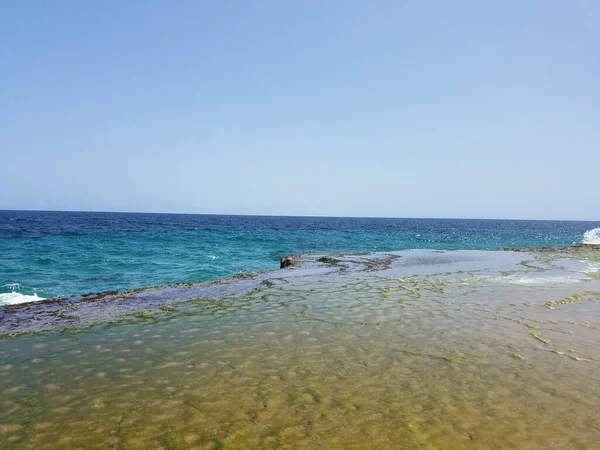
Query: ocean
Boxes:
[
  {"xmin": 2, "ymin": 211, "xmax": 600, "ymax": 448},
  {"xmin": 1, "ymin": 210, "xmax": 599, "ymax": 304}
]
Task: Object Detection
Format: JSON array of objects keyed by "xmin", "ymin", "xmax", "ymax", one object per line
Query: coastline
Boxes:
[
  {"xmin": 3, "ymin": 212, "xmax": 597, "ymax": 303},
  {"xmin": 2, "ymin": 245, "xmax": 599, "ymax": 337}
]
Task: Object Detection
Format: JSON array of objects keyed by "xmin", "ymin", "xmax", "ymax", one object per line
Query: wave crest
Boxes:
[
  {"xmin": 0, "ymin": 283, "xmax": 45, "ymax": 306},
  {"xmin": 583, "ymin": 228, "xmax": 600, "ymax": 245},
  {"xmin": 0, "ymin": 292, "xmax": 44, "ymax": 305}
]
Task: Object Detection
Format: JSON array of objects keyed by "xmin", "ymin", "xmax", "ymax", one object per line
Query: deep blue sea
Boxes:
[{"xmin": 1, "ymin": 210, "xmax": 598, "ymax": 303}]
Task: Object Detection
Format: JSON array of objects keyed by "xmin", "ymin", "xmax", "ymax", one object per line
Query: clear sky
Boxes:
[{"xmin": 1, "ymin": 1, "xmax": 598, "ymax": 220}]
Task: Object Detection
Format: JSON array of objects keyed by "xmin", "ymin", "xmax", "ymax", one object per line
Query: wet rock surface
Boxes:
[
  {"xmin": 2, "ymin": 246, "xmax": 598, "ymax": 337},
  {"xmin": 503, "ymin": 244, "xmax": 600, "ymax": 254},
  {"xmin": 0, "ymin": 252, "xmax": 404, "ymax": 335}
]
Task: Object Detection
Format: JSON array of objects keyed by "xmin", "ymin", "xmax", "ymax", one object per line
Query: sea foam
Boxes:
[
  {"xmin": 0, "ymin": 291, "xmax": 45, "ymax": 305},
  {"xmin": 583, "ymin": 228, "xmax": 600, "ymax": 245},
  {"xmin": 0, "ymin": 283, "xmax": 45, "ymax": 305}
]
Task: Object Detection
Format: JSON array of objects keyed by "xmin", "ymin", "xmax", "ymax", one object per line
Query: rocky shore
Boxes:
[{"xmin": 1, "ymin": 245, "xmax": 598, "ymax": 337}]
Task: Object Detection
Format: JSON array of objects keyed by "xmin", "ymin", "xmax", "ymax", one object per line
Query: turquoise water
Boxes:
[{"xmin": 1, "ymin": 210, "xmax": 598, "ymax": 302}]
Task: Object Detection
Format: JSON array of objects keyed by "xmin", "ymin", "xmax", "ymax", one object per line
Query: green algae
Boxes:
[
  {"xmin": 316, "ymin": 256, "xmax": 340, "ymax": 265},
  {"xmin": 17, "ymin": 393, "xmax": 41, "ymax": 412},
  {"xmin": 399, "ymin": 349, "xmax": 458, "ymax": 363},
  {"xmin": 541, "ymin": 292, "xmax": 600, "ymax": 309},
  {"xmin": 296, "ymin": 387, "xmax": 324, "ymax": 403},
  {"xmin": 550, "ymin": 350, "xmax": 593, "ymax": 362},
  {"xmin": 159, "ymin": 432, "xmax": 184, "ymax": 450},
  {"xmin": 544, "ymin": 294, "xmax": 583, "ymax": 309},
  {"xmin": 129, "ymin": 310, "xmax": 156, "ymax": 320},
  {"xmin": 568, "ymin": 355, "xmax": 591, "ymax": 362},
  {"xmin": 457, "ymin": 275, "xmax": 486, "ymax": 286},
  {"xmin": 513, "ymin": 319, "xmax": 539, "ymax": 330},
  {"xmin": 199, "ymin": 438, "xmax": 223, "ymax": 450},
  {"xmin": 518, "ymin": 260, "xmax": 548, "ymax": 272},
  {"xmin": 59, "ymin": 326, "xmax": 84, "ymax": 334},
  {"xmin": 530, "ymin": 332, "xmax": 550, "ymax": 345}
]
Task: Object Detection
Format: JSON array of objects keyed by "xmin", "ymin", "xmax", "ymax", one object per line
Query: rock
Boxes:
[
  {"xmin": 280, "ymin": 256, "xmax": 298, "ymax": 269},
  {"xmin": 316, "ymin": 256, "xmax": 340, "ymax": 265}
]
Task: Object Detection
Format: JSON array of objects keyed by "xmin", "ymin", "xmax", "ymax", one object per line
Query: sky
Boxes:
[{"xmin": 1, "ymin": 1, "xmax": 598, "ymax": 220}]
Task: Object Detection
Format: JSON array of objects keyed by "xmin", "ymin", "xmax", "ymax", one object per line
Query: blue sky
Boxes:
[{"xmin": 1, "ymin": 1, "xmax": 598, "ymax": 219}]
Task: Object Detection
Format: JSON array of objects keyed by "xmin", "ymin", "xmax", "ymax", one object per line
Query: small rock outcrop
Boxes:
[
  {"xmin": 317, "ymin": 256, "xmax": 340, "ymax": 265},
  {"xmin": 280, "ymin": 256, "xmax": 299, "ymax": 269}
]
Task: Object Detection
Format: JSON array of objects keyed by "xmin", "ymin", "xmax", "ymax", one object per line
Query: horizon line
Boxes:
[{"xmin": 0, "ymin": 208, "xmax": 598, "ymax": 223}]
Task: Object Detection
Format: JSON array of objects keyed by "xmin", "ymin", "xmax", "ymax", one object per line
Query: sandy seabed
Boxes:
[{"xmin": 1, "ymin": 249, "xmax": 600, "ymax": 449}]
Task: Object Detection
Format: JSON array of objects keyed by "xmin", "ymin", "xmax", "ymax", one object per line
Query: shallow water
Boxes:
[{"xmin": 1, "ymin": 250, "xmax": 600, "ymax": 448}]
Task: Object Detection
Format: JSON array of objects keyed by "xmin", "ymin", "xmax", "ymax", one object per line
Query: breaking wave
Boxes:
[
  {"xmin": 0, "ymin": 283, "xmax": 45, "ymax": 306},
  {"xmin": 583, "ymin": 228, "xmax": 600, "ymax": 245},
  {"xmin": 0, "ymin": 292, "xmax": 44, "ymax": 305}
]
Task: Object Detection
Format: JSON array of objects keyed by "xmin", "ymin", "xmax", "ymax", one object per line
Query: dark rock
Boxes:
[
  {"xmin": 261, "ymin": 279, "xmax": 275, "ymax": 288},
  {"xmin": 317, "ymin": 256, "xmax": 340, "ymax": 265},
  {"xmin": 280, "ymin": 256, "xmax": 298, "ymax": 269}
]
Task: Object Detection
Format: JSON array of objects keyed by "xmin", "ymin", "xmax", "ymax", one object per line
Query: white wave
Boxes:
[
  {"xmin": 582, "ymin": 228, "xmax": 600, "ymax": 245},
  {"xmin": 509, "ymin": 276, "xmax": 582, "ymax": 285},
  {"xmin": 588, "ymin": 262, "xmax": 600, "ymax": 273},
  {"xmin": 575, "ymin": 260, "xmax": 600, "ymax": 274},
  {"xmin": 490, "ymin": 273, "xmax": 584, "ymax": 286},
  {"xmin": 0, "ymin": 292, "xmax": 45, "ymax": 305},
  {"xmin": 207, "ymin": 255, "xmax": 219, "ymax": 260}
]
